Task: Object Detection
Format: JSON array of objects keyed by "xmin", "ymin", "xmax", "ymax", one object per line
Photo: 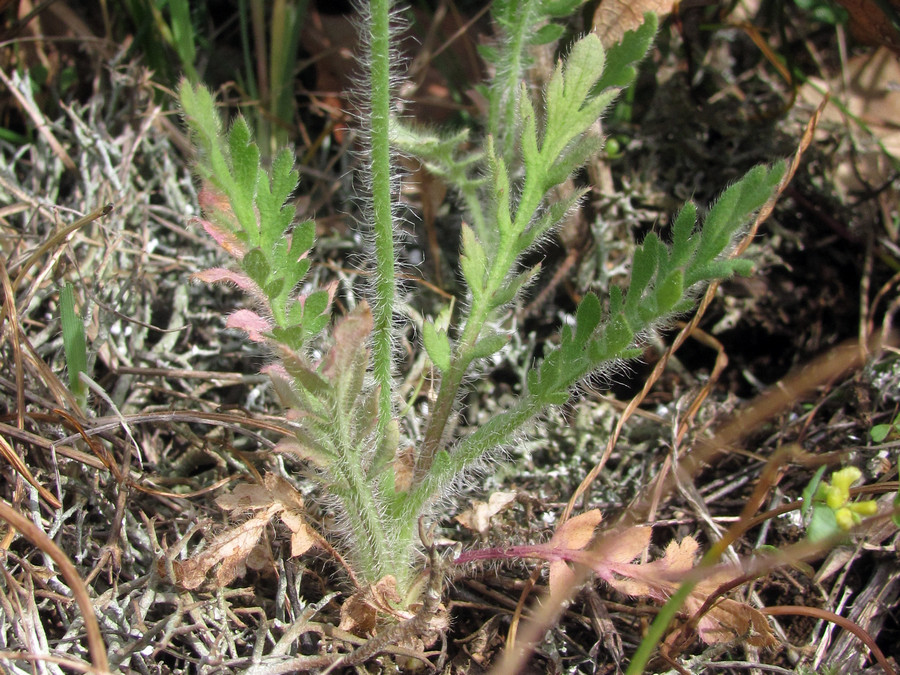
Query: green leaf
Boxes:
[
  {"xmin": 291, "ymin": 220, "xmax": 316, "ymax": 259},
  {"xmin": 460, "ymin": 223, "xmax": 487, "ymax": 296},
  {"xmin": 423, "ymin": 320, "xmax": 452, "ymax": 372},
  {"xmin": 801, "ymin": 466, "xmax": 828, "ymax": 518},
  {"xmin": 540, "ymin": 390, "xmax": 571, "ymax": 406},
  {"xmin": 303, "ymin": 289, "xmax": 331, "ymax": 321},
  {"xmin": 488, "ymin": 138, "xmax": 513, "ymax": 236},
  {"xmin": 242, "ymin": 248, "xmax": 270, "ymax": 286},
  {"xmin": 574, "ymin": 292, "xmax": 602, "ymax": 345},
  {"xmin": 489, "ymin": 264, "xmax": 541, "ymax": 309},
  {"xmin": 695, "ymin": 163, "xmax": 784, "ymax": 267},
  {"xmin": 604, "ymin": 313, "xmax": 633, "ymax": 355},
  {"xmin": 730, "ymin": 259, "xmax": 754, "ymax": 276},
  {"xmin": 470, "ymin": 333, "xmax": 509, "ymax": 361},
  {"xmin": 593, "ymin": 13, "xmax": 657, "ymax": 92},
  {"xmin": 541, "ymin": 0, "xmax": 584, "ymax": 17},
  {"xmin": 271, "ymin": 325, "xmax": 306, "ymax": 351},
  {"xmin": 893, "ymin": 487, "xmax": 900, "ymax": 528},
  {"xmin": 304, "ymin": 312, "xmax": 330, "ymax": 339},
  {"xmin": 517, "ymin": 187, "xmax": 588, "ymax": 251},
  {"xmin": 870, "ymin": 424, "xmax": 892, "ymax": 443},
  {"xmin": 670, "ymin": 201, "xmax": 697, "ymax": 265},
  {"xmin": 807, "ymin": 504, "xmax": 839, "ymax": 542},
  {"xmin": 656, "ymin": 269, "xmax": 684, "ymax": 314},
  {"xmin": 529, "ymin": 23, "xmax": 565, "ymax": 45}
]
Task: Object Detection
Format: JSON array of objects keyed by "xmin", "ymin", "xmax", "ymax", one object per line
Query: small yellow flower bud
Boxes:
[
  {"xmin": 848, "ymin": 499, "xmax": 877, "ymax": 516},
  {"xmin": 835, "ymin": 507, "xmax": 856, "ymax": 531},
  {"xmin": 831, "ymin": 467, "xmax": 861, "ymax": 492},
  {"xmin": 825, "ymin": 484, "xmax": 846, "ymax": 510}
]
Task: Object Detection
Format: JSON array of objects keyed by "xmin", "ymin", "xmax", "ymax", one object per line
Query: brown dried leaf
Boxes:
[
  {"xmin": 550, "ymin": 509, "xmax": 604, "ymax": 550},
  {"xmin": 215, "ymin": 483, "xmax": 274, "ymax": 511},
  {"xmin": 608, "ymin": 536, "xmax": 698, "ymax": 600},
  {"xmin": 592, "ymin": 0, "xmax": 677, "ymax": 50},
  {"xmin": 173, "ymin": 508, "xmax": 276, "ymax": 589},
  {"xmin": 690, "ymin": 597, "xmax": 778, "ymax": 647},
  {"xmin": 264, "ymin": 473, "xmax": 305, "ymax": 511},
  {"xmin": 392, "ymin": 445, "xmax": 416, "ymax": 493},
  {"xmin": 179, "ymin": 475, "xmax": 318, "ymax": 589},
  {"xmin": 339, "ymin": 576, "xmax": 411, "ymax": 635},
  {"xmin": 455, "ymin": 491, "xmax": 518, "ymax": 535},
  {"xmin": 280, "ymin": 509, "xmax": 318, "ymax": 557},
  {"xmin": 832, "ymin": 0, "xmax": 900, "ymax": 52}
]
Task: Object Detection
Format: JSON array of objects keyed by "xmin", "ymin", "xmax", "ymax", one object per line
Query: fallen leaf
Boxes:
[
  {"xmin": 596, "ymin": 535, "xmax": 778, "ymax": 647},
  {"xmin": 339, "ymin": 575, "xmax": 411, "ymax": 635},
  {"xmin": 455, "ymin": 491, "xmax": 518, "ymax": 535},
  {"xmin": 393, "ymin": 445, "xmax": 416, "ymax": 493},
  {"xmin": 799, "ymin": 47, "xmax": 900, "ymax": 203},
  {"xmin": 547, "ymin": 509, "xmax": 604, "ymax": 598},
  {"xmin": 173, "ymin": 507, "xmax": 277, "ymax": 589},
  {"xmin": 175, "ymin": 474, "xmax": 319, "ymax": 589},
  {"xmin": 592, "ymin": 0, "xmax": 677, "ymax": 50},
  {"xmin": 280, "ymin": 509, "xmax": 317, "ymax": 557},
  {"xmin": 832, "ymin": 0, "xmax": 900, "ymax": 53}
]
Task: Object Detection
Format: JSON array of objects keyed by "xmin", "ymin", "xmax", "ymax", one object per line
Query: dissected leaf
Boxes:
[
  {"xmin": 176, "ymin": 474, "xmax": 319, "ymax": 589},
  {"xmin": 547, "ymin": 509, "xmax": 604, "ymax": 598}
]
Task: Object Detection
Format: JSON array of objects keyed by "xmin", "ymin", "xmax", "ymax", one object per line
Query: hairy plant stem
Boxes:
[
  {"xmin": 333, "ymin": 406, "xmax": 398, "ymax": 586},
  {"xmin": 416, "ymin": 152, "xmax": 547, "ymax": 479},
  {"xmin": 367, "ymin": 0, "xmax": 396, "ymax": 438},
  {"xmin": 488, "ymin": 0, "xmax": 540, "ymax": 165}
]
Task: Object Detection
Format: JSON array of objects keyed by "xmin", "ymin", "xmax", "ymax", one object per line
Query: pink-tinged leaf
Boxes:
[
  {"xmin": 547, "ymin": 510, "xmax": 603, "ymax": 600},
  {"xmin": 194, "ymin": 217, "xmax": 247, "ymax": 258},
  {"xmin": 606, "ymin": 536, "xmax": 699, "ymax": 601},
  {"xmin": 198, "ymin": 185, "xmax": 233, "ymax": 215},
  {"xmin": 551, "ymin": 509, "xmax": 603, "ymax": 550},
  {"xmin": 578, "ymin": 525, "xmax": 653, "ymax": 586},
  {"xmin": 261, "ymin": 363, "xmax": 289, "ymax": 379},
  {"xmin": 226, "ymin": 310, "xmax": 271, "ymax": 342},
  {"xmin": 322, "ymin": 301, "xmax": 373, "ymax": 380},
  {"xmin": 548, "ymin": 558, "xmax": 577, "ymax": 601},
  {"xmin": 193, "ymin": 267, "xmax": 260, "ymax": 295},
  {"xmin": 599, "ymin": 526, "xmax": 652, "ymax": 565}
]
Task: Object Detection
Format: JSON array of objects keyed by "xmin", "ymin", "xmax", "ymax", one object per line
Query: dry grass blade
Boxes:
[
  {"xmin": 0, "ymin": 258, "xmax": 25, "ymax": 431},
  {"xmin": 769, "ymin": 606, "xmax": 894, "ymax": 673},
  {"xmin": 0, "ymin": 433, "xmax": 60, "ymax": 509},
  {"xmin": 0, "ymin": 66, "xmax": 75, "ymax": 171},
  {"xmin": 0, "ymin": 499, "xmax": 109, "ymax": 673}
]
